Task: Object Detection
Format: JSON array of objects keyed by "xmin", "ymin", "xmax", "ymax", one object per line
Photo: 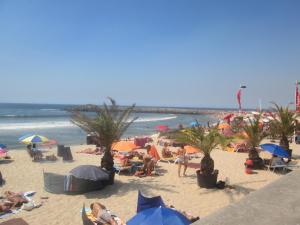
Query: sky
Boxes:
[{"xmin": 0, "ymin": 0, "xmax": 299, "ymax": 109}]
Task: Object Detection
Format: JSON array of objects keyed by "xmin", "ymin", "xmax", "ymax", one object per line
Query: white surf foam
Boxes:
[
  {"xmin": 0, "ymin": 121, "xmax": 75, "ymax": 130},
  {"xmin": 133, "ymin": 116, "xmax": 177, "ymax": 123}
]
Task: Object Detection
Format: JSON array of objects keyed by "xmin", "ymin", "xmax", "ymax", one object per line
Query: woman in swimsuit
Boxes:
[{"xmin": 177, "ymin": 145, "xmax": 188, "ymax": 177}]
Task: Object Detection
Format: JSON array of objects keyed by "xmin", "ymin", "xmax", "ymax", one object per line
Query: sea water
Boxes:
[{"xmin": 0, "ymin": 103, "xmax": 217, "ymax": 149}]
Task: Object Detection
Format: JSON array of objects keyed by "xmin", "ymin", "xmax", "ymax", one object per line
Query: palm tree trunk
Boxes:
[
  {"xmin": 279, "ymin": 135, "xmax": 289, "ymax": 150},
  {"xmin": 248, "ymin": 147, "xmax": 259, "ymax": 159},
  {"xmin": 200, "ymin": 155, "xmax": 214, "ymax": 175},
  {"xmin": 101, "ymin": 148, "xmax": 114, "ymax": 171}
]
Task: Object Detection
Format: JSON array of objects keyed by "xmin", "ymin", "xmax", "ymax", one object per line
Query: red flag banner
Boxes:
[{"xmin": 237, "ymin": 89, "xmax": 241, "ymax": 111}]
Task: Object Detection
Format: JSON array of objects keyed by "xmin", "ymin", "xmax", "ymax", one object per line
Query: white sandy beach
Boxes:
[{"xmin": 0, "ymin": 141, "xmax": 299, "ymax": 225}]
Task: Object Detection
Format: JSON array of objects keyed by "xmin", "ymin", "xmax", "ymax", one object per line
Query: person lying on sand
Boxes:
[
  {"xmin": 4, "ymin": 191, "xmax": 28, "ymax": 208},
  {"xmin": 77, "ymin": 147, "xmax": 103, "ymax": 155},
  {"xmin": 90, "ymin": 202, "xmax": 125, "ymax": 225},
  {"xmin": 168, "ymin": 205, "xmax": 200, "ymax": 223}
]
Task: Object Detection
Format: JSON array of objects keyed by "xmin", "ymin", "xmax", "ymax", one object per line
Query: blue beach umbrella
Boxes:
[
  {"xmin": 260, "ymin": 144, "xmax": 290, "ymax": 159},
  {"xmin": 127, "ymin": 206, "xmax": 191, "ymax": 225},
  {"xmin": 0, "ymin": 144, "xmax": 7, "ymax": 149},
  {"xmin": 190, "ymin": 121, "xmax": 199, "ymax": 127}
]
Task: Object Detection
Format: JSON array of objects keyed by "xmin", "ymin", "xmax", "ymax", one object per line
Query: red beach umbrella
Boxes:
[{"xmin": 155, "ymin": 125, "xmax": 169, "ymax": 132}]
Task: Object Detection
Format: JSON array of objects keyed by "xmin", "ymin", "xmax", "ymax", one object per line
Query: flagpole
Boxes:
[{"xmin": 296, "ymin": 80, "xmax": 298, "ymax": 112}]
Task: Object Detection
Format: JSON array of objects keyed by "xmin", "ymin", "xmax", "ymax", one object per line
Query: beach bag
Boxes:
[{"xmin": 216, "ymin": 181, "xmax": 225, "ymax": 189}]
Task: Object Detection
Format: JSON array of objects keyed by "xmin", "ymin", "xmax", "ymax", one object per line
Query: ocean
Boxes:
[{"xmin": 0, "ymin": 103, "xmax": 217, "ymax": 149}]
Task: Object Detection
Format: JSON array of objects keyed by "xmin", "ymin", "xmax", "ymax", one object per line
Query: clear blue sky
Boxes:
[{"xmin": 0, "ymin": 0, "xmax": 299, "ymax": 109}]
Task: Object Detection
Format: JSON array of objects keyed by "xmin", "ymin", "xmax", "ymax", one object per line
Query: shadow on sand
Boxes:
[{"xmin": 84, "ymin": 178, "xmax": 178, "ymax": 199}]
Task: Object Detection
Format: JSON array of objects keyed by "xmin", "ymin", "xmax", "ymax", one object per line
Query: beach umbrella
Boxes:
[
  {"xmin": 19, "ymin": 134, "xmax": 49, "ymax": 144},
  {"xmin": 218, "ymin": 123, "xmax": 231, "ymax": 130},
  {"xmin": 127, "ymin": 206, "xmax": 191, "ymax": 225},
  {"xmin": 112, "ymin": 141, "xmax": 139, "ymax": 152},
  {"xmin": 69, "ymin": 165, "xmax": 109, "ymax": 181},
  {"xmin": 223, "ymin": 113, "xmax": 234, "ymax": 123},
  {"xmin": 190, "ymin": 121, "xmax": 199, "ymax": 127},
  {"xmin": 155, "ymin": 125, "xmax": 169, "ymax": 132},
  {"xmin": 184, "ymin": 145, "xmax": 200, "ymax": 154},
  {"xmin": 0, "ymin": 144, "xmax": 7, "ymax": 149},
  {"xmin": 260, "ymin": 144, "xmax": 290, "ymax": 159}
]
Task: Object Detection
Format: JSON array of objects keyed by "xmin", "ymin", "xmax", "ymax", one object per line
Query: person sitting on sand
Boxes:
[
  {"xmin": 176, "ymin": 145, "xmax": 188, "ymax": 177},
  {"xmin": 162, "ymin": 143, "xmax": 173, "ymax": 158},
  {"xmin": 31, "ymin": 144, "xmax": 43, "ymax": 161},
  {"xmin": 90, "ymin": 202, "xmax": 125, "ymax": 225}
]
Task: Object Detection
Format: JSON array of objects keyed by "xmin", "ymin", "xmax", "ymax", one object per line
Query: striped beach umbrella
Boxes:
[{"xmin": 19, "ymin": 134, "xmax": 49, "ymax": 144}]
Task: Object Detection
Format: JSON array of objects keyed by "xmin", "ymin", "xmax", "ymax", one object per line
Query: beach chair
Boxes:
[
  {"xmin": 62, "ymin": 147, "xmax": 73, "ymax": 161},
  {"xmin": 57, "ymin": 144, "xmax": 65, "ymax": 157},
  {"xmin": 82, "ymin": 204, "xmax": 94, "ymax": 225}
]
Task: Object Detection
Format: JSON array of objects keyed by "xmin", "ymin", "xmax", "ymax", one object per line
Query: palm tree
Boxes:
[
  {"xmin": 178, "ymin": 127, "xmax": 224, "ymax": 176},
  {"xmin": 270, "ymin": 103, "xmax": 298, "ymax": 151},
  {"xmin": 70, "ymin": 98, "xmax": 137, "ymax": 171},
  {"xmin": 241, "ymin": 114, "xmax": 266, "ymax": 159}
]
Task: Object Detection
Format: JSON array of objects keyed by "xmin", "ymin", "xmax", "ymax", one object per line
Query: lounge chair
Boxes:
[
  {"xmin": 114, "ymin": 163, "xmax": 133, "ymax": 175},
  {"xmin": 159, "ymin": 156, "xmax": 175, "ymax": 164}
]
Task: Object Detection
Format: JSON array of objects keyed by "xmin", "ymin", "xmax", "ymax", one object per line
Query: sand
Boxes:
[{"xmin": 0, "ymin": 141, "xmax": 299, "ymax": 225}]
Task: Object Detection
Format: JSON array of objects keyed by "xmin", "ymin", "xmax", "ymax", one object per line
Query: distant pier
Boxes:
[{"xmin": 66, "ymin": 104, "xmax": 233, "ymax": 115}]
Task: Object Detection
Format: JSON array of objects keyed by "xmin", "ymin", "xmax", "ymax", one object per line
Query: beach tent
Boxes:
[
  {"xmin": 112, "ymin": 141, "xmax": 139, "ymax": 152},
  {"xmin": 127, "ymin": 206, "xmax": 191, "ymax": 225},
  {"xmin": 65, "ymin": 165, "xmax": 112, "ymax": 193},
  {"xmin": 137, "ymin": 191, "xmax": 165, "ymax": 213}
]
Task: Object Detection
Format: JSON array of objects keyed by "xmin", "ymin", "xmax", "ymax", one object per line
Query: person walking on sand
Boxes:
[{"xmin": 177, "ymin": 145, "xmax": 188, "ymax": 177}]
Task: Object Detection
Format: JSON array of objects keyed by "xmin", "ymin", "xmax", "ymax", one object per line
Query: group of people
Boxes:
[{"xmin": 26, "ymin": 144, "xmax": 43, "ymax": 161}]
